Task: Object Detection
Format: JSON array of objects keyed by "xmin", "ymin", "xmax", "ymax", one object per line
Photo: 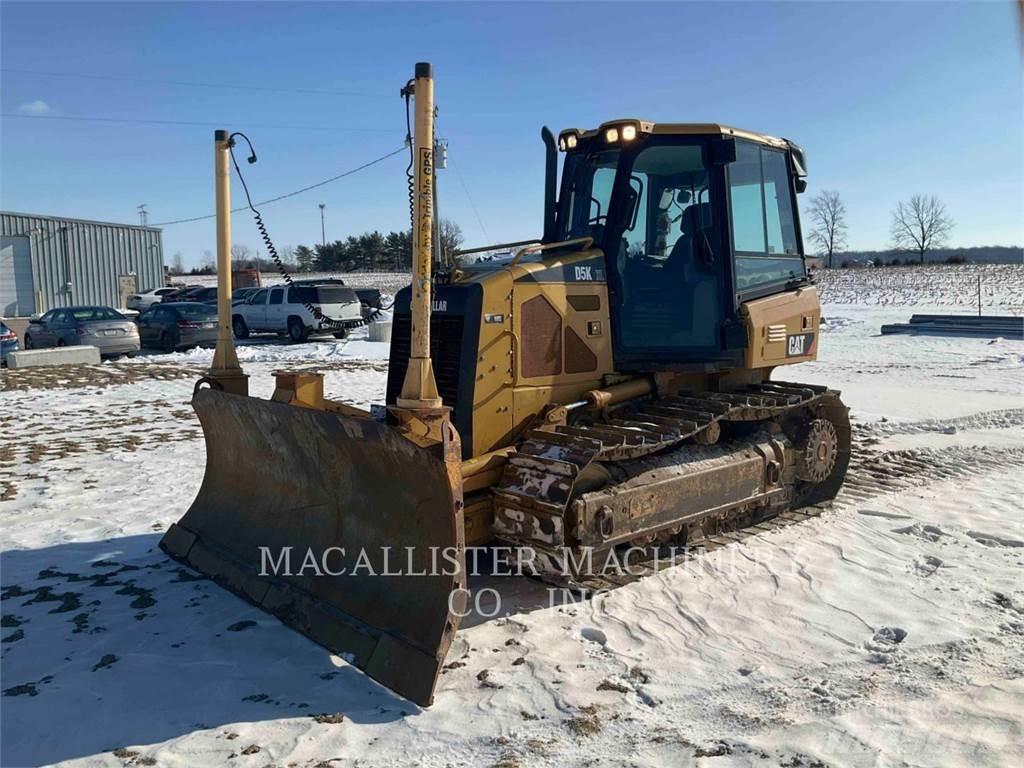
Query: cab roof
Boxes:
[{"xmin": 569, "ymin": 120, "xmax": 790, "ymax": 150}]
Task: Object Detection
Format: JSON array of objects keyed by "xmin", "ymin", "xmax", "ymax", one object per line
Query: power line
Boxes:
[
  {"xmin": 453, "ymin": 167, "xmax": 491, "ymax": 242},
  {"xmin": 151, "ymin": 146, "xmax": 406, "ymax": 226},
  {"xmin": 1, "ymin": 67, "xmax": 390, "ymax": 99},
  {"xmin": 3, "ymin": 112, "xmax": 399, "ymax": 134}
]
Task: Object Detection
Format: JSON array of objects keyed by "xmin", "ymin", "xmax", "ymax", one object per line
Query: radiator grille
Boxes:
[{"xmin": 386, "ymin": 313, "xmax": 466, "ymax": 419}]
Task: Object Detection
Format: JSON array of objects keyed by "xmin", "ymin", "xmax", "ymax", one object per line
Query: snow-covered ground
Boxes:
[{"xmin": 2, "ymin": 267, "xmax": 1023, "ymax": 767}]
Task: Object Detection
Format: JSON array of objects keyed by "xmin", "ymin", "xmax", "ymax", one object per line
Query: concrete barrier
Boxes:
[
  {"xmin": 368, "ymin": 320, "xmax": 392, "ymax": 343},
  {"xmin": 7, "ymin": 346, "xmax": 102, "ymax": 369}
]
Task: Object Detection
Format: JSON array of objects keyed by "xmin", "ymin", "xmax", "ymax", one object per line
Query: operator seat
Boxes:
[{"xmin": 663, "ymin": 203, "xmax": 718, "ymax": 345}]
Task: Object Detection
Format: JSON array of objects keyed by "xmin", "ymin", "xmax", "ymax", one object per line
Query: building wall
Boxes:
[{"xmin": 0, "ymin": 212, "xmax": 164, "ymax": 316}]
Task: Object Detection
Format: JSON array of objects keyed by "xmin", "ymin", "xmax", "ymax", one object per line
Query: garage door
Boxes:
[{"xmin": 0, "ymin": 235, "xmax": 35, "ymax": 316}]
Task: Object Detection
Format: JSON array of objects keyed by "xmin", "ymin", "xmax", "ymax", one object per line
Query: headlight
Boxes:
[
  {"xmin": 567, "ymin": 134, "xmax": 577, "ymax": 149},
  {"xmin": 604, "ymin": 127, "xmax": 619, "ymax": 143},
  {"xmin": 558, "ymin": 137, "xmax": 566, "ymax": 151},
  {"xmin": 621, "ymin": 124, "xmax": 637, "ymax": 141}
]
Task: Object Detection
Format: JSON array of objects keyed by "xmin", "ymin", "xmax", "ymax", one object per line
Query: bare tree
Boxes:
[
  {"xmin": 806, "ymin": 190, "xmax": 848, "ymax": 268},
  {"xmin": 277, "ymin": 245, "xmax": 295, "ymax": 270},
  {"xmin": 230, "ymin": 244, "xmax": 252, "ymax": 269},
  {"xmin": 439, "ymin": 218, "xmax": 464, "ymax": 262},
  {"xmin": 170, "ymin": 251, "xmax": 184, "ymax": 275},
  {"xmin": 890, "ymin": 195, "xmax": 953, "ymax": 264}
]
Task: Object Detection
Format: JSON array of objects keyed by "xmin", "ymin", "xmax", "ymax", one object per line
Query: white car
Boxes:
[
  {"xmin": 231, "ymin": 282, "xmax": 363, "ymax": 342},
  {"xmin": 126, "ymin": 287, "xmax": 178, "ymax": 311}
]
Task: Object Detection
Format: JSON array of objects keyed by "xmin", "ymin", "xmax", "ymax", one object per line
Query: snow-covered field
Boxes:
[
  {"xmin": 187, "ymin": 263, "xmax": 1024, "ymax": 315},
  {"xmin": 187, "ymin": 271, "xmax": 412, "ymax": 298},
  {"xmin": 2, "ymin": 266, "xmax": 1023, "ymax": 767},
  {"xmin": 816, "ymin": 263, "xmax": 1024, "ymax": 313}
]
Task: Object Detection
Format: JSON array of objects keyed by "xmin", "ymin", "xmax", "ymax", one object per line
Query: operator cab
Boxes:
[{"xmin": 552, "ymin": 121, "xmax": 809, "ymax": 369}]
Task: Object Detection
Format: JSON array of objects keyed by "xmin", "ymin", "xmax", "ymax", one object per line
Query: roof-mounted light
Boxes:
[
  {"xmin": 598, "ymin": 120, "xmax": 652, "ymax": 145},
  {"xmin": 557, "ymin": 128, "xmax": 582, "ymax": 152}
]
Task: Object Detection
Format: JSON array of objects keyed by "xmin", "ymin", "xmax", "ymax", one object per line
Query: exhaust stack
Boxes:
[{"xmin": 541, "ymin": 126, "xmax": 558, "ymax": 243}]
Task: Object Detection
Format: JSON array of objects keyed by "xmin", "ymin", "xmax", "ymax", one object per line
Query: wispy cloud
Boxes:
[{"xmin": 17, "ymin": 99, "xmax": 53, "ymax": 115}]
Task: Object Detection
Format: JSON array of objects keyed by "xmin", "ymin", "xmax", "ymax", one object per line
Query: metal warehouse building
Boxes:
[{"xmin": 1, "ymin": 211, "xmax": 164, "ymax": 317}]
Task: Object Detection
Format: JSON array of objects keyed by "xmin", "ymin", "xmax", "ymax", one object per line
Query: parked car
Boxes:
[
  {"xmin": 161, "ymin": 285, "xmax": 206, "ymax": 303},
  {"xmin": 24, "ymin": 306, "xmax": 140, "ymax": 357},
  {"xmin": 354, "ymin": 287, "xmax": 384, "ymax": 310},
  {"xmin": 287, "ymin": 278, "xmax": 387, "ymax": 318},
  {"xmin": 136, "ymin": 302, "xmax": 218, "ymax": 352},
  {"xmin": 165, "ymin": 286, "xmax": 218, "ymax": 305},
  {"xmin": 0, "ymin": 321, "xmax": 19, "ymax": 366},
  {"xmin": 126, "ymin": 287, "xmax": 178, "ymax": 311},
  {"xmin": 232, "ymin": 283, "xmax": 362, "ymax": 342}
]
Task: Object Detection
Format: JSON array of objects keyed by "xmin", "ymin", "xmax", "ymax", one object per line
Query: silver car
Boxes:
[{"xmin": 24, "ymin": 306, "xmax": 140, "ymax": 357}]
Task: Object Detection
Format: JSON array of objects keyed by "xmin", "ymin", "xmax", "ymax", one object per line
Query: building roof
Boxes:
[{"xmin": 0, "ymin": 210, "xmax": 162, "ymax": 233}]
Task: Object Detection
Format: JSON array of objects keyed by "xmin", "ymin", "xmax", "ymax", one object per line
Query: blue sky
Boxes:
[{"xmin": 1, "ymin": 1, "xmax": 1021, "ymax": 266}]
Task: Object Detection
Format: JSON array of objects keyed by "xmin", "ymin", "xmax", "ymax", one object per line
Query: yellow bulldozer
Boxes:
[{"xmin": 161, "ymin": 62, "xmax": 850, "ymax": 706}]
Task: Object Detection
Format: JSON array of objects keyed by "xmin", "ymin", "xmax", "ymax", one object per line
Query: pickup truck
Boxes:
[{"xmin": 231, "ymin": 283, "xmax": 363, "ymax": 342}]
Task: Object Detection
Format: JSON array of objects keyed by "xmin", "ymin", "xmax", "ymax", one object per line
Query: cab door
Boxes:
[{"xmin": 604, "ymin": 140, "xmax": 730, "ymax": 368}]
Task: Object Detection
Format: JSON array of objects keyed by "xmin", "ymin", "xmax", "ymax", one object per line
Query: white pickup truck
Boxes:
[{"xmin": 231, "ymin": 282, "xmax": 363, "ymax": 342}]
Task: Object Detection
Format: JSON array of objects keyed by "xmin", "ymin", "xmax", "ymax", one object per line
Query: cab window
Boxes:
[
  {"xmin": 560, "ymin": 149, "xmax": 620, "ymax": 241},
  {"xmin": 250, "ymin": 289, "xmax": 268, "ymax": 305},
  {"xmin": 728, "ymin": 141, "xmax": 804, "ymax": 291},
  {"xmin": 269, "ymin": 288, "xmax": 284, "ymax": 305}
]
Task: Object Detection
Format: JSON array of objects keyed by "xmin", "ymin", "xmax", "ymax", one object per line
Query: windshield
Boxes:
[
  {"xmin": 175, "ymin": 304, "xmax": 217, "ymax": 319},
  {"xmin": 558, "ymin": 149, "xmax": 620, "ymax": 241},
  {"xmin": 71, "ymin": 307, "xmax": 124, "ymax": 322},
  {"xmin": 290, "ymin": 285, "xmax": 358, "ymax": 305}
]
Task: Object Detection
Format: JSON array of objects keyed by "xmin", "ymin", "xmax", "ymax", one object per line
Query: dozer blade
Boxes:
[{"xmin": 160, "ymin": 388, "xmax": 465, "ymax": 706}]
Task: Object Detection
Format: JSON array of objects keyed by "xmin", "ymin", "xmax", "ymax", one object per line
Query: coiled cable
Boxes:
[
  {"xmin": 402, "ymin": 81, "xmax": 416, "ymax": 234},
  {"xmin": 228, "ymin": 132, "xmax": 381, "ymax": 329}
]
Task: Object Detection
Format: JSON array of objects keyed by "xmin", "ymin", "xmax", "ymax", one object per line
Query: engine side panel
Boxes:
[
  {"xmin": 510, "ymin": 253, "xmax": 615, "ymax": 439},
  {"xmin": 740, "ymin": 286, "xmax": 821, "ymax": 369}
]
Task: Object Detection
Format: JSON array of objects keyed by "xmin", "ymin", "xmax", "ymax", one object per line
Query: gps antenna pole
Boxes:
[
  {"xmin": 207, "ymin": 129, "xmax": 248, "ymax": 395},
  {"xmin": 397, "ymin": 62, "xmax": 442, "ymax": 412},
  {"xmin": 391, "ymin": 62, "xmax": 454, "ymax": 448}
]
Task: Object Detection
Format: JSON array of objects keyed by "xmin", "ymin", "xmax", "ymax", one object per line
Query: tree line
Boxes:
[
  {"xmin": 169, "ymin": 219, "xmax": 464, "ymax": 275},
  {"xmin": 806, "ymin": 191, "xmax": 957, "ymax": 267}
]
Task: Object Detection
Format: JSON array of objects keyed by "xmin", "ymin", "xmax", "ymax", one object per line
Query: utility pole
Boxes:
[
  {"xmin": 137, "ymin": 204, "xmax": 148, "ymax": 226},
  {"xmin": 319, "ymin": 203, "xmax": 326, "ymax": 247}
]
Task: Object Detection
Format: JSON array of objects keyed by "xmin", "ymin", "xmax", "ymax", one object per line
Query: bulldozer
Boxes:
[{"xmin": 160, "ymin": 62, "xmax": 850, "ymax": 707}]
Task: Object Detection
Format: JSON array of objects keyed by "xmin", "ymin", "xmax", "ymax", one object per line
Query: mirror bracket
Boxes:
[{"xmin": 711, "ymin": 137, "xmax": 736, "ymax": 165}]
